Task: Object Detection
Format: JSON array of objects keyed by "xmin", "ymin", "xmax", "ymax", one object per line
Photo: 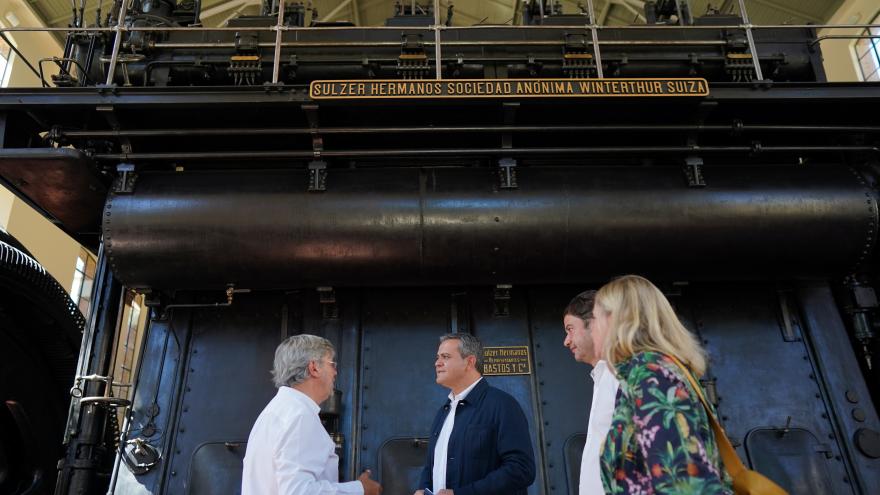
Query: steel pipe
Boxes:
[
  {"xmin": 92, "ymin": 146, "xmax": 880, "ymax": 162},
  {"xmin": 104, "ymin": 166, "xmax": 878, "ymax": 289},
  {"xmin": 60, "ymin": 124, "xmax": 880, "ymax": 138}
]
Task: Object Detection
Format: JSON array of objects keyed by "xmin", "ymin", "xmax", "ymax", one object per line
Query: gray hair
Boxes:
[
  {"xmin": 440, "ymin": 333, "xmax": 484, "ymax": 371},
  {"xmin": 272, "ymin": 334, "xmax": 335, "ymax": 388}
]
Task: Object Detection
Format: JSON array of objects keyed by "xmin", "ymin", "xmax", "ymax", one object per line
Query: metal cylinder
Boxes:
[{"xmin": 103, "ymin": 165, "xmax": 877, "ymax": 289}]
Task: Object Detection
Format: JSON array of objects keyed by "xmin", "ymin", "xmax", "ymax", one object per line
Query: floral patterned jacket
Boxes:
[{"xmin": 600, "ymin": 351, "xmax": 733, "ymax": 495}]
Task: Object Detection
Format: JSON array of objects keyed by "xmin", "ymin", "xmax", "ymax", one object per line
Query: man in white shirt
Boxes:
[
  {"xmin": 242, "ymin": 334, "xmax": 382, "ymax": 495},
  {"xmin": 563, "ymin": 291, "xmax": 620, "ymax": 495}
]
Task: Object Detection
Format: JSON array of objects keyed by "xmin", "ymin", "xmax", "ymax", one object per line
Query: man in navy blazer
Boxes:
[{"xmin": 414, "ymin": 333, "xmax": 536, "ymax": 495}]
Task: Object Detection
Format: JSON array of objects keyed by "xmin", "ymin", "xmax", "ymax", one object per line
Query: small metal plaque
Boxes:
[
  {"xmin": 482, "ymin": 346, "xmax": 531, "ymax": 376},
  {"xmin": 310, "ymin": 78, "xmax": 709, "ymax": 100}
]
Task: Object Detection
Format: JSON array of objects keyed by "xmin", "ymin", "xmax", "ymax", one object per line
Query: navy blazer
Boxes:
[{"xmin": 418, "ymin": 379, "xmax": 536, "ymax": 495}]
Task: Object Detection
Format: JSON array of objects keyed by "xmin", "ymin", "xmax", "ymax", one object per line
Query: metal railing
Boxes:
[{"xmin": 1, "ymin": 0, "xmax": 880, "ymax": 87}]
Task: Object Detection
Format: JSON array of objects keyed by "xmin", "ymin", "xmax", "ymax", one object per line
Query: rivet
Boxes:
[
  {"xmin": 852, "ymin": 408, "xmax": 866, "ymax": 422},
  {"xmin": 845, "ymin": 390, "xmax": 859, "ymax": 403}
]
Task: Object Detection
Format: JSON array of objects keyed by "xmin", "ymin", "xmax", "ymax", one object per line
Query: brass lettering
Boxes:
[{"xmin": 312, "ymin": 78, "xmax": 708, "ymax": 99}]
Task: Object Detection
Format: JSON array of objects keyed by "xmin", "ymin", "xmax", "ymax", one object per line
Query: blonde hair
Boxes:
[{"xmin": 596, "ymin": 275, "xmax": 707, "ymax": 376}]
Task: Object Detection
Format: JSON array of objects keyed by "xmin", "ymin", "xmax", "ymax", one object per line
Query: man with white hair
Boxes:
[{"xmin": 243, "ymin": 334, "xmax": 382, "ymax": 495}]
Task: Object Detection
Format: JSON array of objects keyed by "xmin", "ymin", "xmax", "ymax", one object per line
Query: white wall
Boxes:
[
  {"xmin": 821, "ymin": 0, "xmax": 880, "ymax": 82},
  {"xmin": 2, "ymin": 0, "xmax": 63, "ymax": 87},
  {"xmin": 0, "ymin": 185, "xmax": 85, "ymax": 291}
]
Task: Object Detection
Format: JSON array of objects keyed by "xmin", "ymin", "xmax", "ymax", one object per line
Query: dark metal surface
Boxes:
[
  {"xmin": 103, "ymin": 166, "xmax": 877, "ymax": 289},
  {"xmin": 99, "ymin": 283, "xmax": 880, "ymax": 495},
  {"xmin": 0, "ymin": 148, "xmax": 107, "ymax": 242},
  {"xmin": 798, "ymin": 285, "xmax": 880, "ymax": 494},
  {"xmin": 744, "ymin": 428, "xmax": 835, "ymax": 494}
]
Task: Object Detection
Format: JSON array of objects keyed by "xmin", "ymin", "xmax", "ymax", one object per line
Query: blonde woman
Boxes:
[{"xmin": 591, "ymin": 275, "xmax": 732, "ymax": 494}]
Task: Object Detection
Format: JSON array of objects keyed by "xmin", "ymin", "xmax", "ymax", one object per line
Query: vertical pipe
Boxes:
[
  {"xmin": 105, "ymin": 0, "xmax": 131, "ymax": 85},
  {"xmin": 736, "ymin": 0, "xmax": 765, "ymax": 81},
  {"xmin": 57, "ymin": 250, "xmax": 124, "ymax": 495},
  {"xmin": 586, "ymin": 0, "xmax": 604, "ymax": 78},
  {"xmin": 272, "ymin": 0, "xmax": 285, "ymax": 83},
  {"xmin": 434, "ymin": 0, "xmax": 441, "ymax": 79}
]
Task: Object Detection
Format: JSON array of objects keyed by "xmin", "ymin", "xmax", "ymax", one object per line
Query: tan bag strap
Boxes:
[{"xmin": 665, "ymin": 354, "xmax": 746, "ymax": 478}]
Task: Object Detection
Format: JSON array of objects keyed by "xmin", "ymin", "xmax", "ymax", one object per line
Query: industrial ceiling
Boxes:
[{"xmin": 24, "ymin": 0, "xmax": 846, "ymax": 29}]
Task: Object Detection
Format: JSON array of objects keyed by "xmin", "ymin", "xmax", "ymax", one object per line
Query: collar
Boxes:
[
  {"xmin": 447, "ymin": 376, "xmax": 483, "ymax": 402},
  {"xmin": 443, "ymin": 377, "xmax": 489, "ymax": 410},
  {"xmin": 590, "ymin": 360, "xmax": 610, "ymax": 381},
  {"xmin": 280, "ymin": 385, "xmax": 321, "ymax": 414}
]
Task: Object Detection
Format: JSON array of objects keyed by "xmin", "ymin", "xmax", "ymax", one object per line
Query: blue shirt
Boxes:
[{"xmin": 418, "ymin": 379, "xmax": 536, "ymax": 495}]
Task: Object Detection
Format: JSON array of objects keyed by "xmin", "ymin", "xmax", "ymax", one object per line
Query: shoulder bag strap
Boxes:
[{"xmin": 665, "ymin": 354, "xmax": 746, "ymax": 479}]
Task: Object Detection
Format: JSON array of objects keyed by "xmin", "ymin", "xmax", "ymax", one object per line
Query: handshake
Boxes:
[
  {"xmin": 358, "ymin": 471, "xmax": 455, "ymax": 495},
  {"xmin": 358, "ymin": 470, "xmax": 382, "ymax": 495}
]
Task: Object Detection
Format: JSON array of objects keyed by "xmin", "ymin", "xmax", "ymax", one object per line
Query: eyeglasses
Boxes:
[{"xmin": 322, "ymin": 359, "xmax": 337, "ymax": 370}]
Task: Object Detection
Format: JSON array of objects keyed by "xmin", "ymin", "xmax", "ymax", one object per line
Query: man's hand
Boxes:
[
  {"xmin": 358, "ymin": 469, "xmax": 382, "ymax": 495},
  {"xmin": 437, "ymin": 490, "xmax": 454, "ymax": 495},
  {"xmin": 412, "ymin": 491, "xmax": 424, "ymax": 495}
]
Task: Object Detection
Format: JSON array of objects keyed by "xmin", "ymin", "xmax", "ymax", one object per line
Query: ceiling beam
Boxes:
[
  {"xmin": 609, "ymin": 0, "xmax": 645, "ymax": 23},
  {"xmin": 598, "ymin": 0, "xmax": 611, "ymax": 25},
  {"xmin": 744, "ymin": 0, "xmax": 823, "ymax": 24},
  {"xmin": 352, "ymin": 0, "xmax": 361, "ymax": 25},
  {"xmin": 200, "ymin": 0, "xmax": 259, "ymax": 20},
  {"xmin": 322, "ymin": 0, "xmax": 354, "ymax": 21}
]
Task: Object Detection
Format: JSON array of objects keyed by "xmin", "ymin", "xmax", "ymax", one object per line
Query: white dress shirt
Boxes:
[
  {"xmin": 242, "ymin": 386, "xmax": 363, "ymax": 495},
  {"xmin": 432, "ymin": 377, "xmax": 483, "ymax": 491},
  {"xmin": 580, "ymin": 360, "xmax": 620, "ymax": 495}
]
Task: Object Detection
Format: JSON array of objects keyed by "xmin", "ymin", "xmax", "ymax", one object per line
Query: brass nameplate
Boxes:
[
  {"xmin": 482, "ymin": 346, "xmax": 532, "ymax": 376},
  {"xmin": 309, "ymin": 78, "xmax": 709, "ymax": 99}
]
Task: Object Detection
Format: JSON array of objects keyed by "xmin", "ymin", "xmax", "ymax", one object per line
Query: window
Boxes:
[
  {"xmin": 0, "ymin": 35, "xmax": 11, "ymax": 87},
  {"xmin": 855, "ymin": 12, "xmax": 880, "ymax": 82},
  {"xmin": 70, "ymin": 248, "xmax": 97, "ymax": 316},
  {"xmin": 111, "ymin": 292, "xmax": 147, "ymax": 423}
]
